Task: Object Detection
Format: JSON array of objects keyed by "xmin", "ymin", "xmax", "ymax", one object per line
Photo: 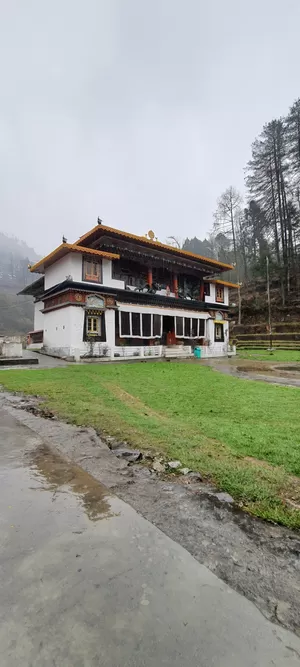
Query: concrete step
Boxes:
[{"xmin": 164, "ymin": 349, "xmax": 193, "ymax": 358}]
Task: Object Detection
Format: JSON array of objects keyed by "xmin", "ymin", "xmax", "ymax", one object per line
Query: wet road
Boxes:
[
  {"xmin": 1, "ymin": 408, "xmax": 300, "ymax": 667},
  {"xmin": 0, "ymin": 350, "xmax": 70, "ymax": 371}
]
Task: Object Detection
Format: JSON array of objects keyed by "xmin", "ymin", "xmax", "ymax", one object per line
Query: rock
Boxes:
[
  {"xmin": 214, "ymin": 492, "xmax": 234, "ymax": 504},
  {"xmin": 178, "ymin": 467, "xmax": 191, "ymax": 475},
  {"xmin": 109, "ymin": 440, "xmax": 124, "ymax": 451},
  {"xmin": 143, "ymin": 451, "xmax": 155, "ymax": 461},
  {"xmin": 275, "ymin": 600, "xmax": 291, "ymax": 625},
  {"xmin": 152, "ymin": 460, "xmax": 165, "ymax": 473},
  {"xmin": 167, "ymin": 460, "xmax": 182, "ymax": 469},
  {"xmin": 186, "ymin": 472, "xmax": 203, "ymax": 482},
  {"xmin": 114, "ymin": 448, "xmax": 142, "ymax": 463}
]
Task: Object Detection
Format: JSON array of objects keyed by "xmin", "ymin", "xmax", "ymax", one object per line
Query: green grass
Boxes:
[
  {"xmin": 238, "ymin": 349, "xmax": 300, "ymax": 362},
  {"xmin": 1, "ymin": 363, "xmax": 300, "ymax": 528}
]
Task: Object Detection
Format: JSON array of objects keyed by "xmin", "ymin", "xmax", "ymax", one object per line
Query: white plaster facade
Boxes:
[
  {"xmin": 38, "ymin": 298, "xmax": 230, "ymax": 361},
  {"xmin": 44, "ymin": 254, "xmax": 82, "ymax": 290},
  {"xmin": 33, "ymin": 300, "xmax": 44, "ymax": 331},
  {"xmin": 205, "ymin": 284, "xmax": 229, "ymax": 306},
  {"xmin": 28, "ymin": 248, "xmax": 234, "ymax": 361},
  {"xmin": 44, "ymin": 254, "xmax": 124, "ymax": 292}
]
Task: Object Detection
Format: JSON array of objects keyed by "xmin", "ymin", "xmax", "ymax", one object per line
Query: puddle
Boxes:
[
  {"xmin": 203, "ymin": 359, "xmax": 300, "ymax": 386},
  {"xmin": 275, "ymin": 366, "xmax": 300, "ymax": 373},
  {"xmin": 236, "ymin": 365, "xmax": 274, "ymax": 375},
  {"xmin": 28, "ymin": 445, "xmax": 115, "ymax": 522}
]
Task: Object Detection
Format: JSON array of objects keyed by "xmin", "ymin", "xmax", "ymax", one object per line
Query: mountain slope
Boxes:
[{"xmin": 0, "ymin": 233, "xmax": 40, "ymax": 335}]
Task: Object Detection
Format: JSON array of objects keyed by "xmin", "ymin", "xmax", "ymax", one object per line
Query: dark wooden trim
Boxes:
[
  {"xmin": 18, "ymin": 276, "xmax": 45, "ymax": 297},
  {"xmin": 94, "ymin": 238, "xmax": 217, "ymax": 274},
  {"xmin": 42, "ymin": 301, "xmax": 84, "ymax": 313},
  {"xmin": 41, "ymin": 280, "xmax": 230, "ymax": 313}
]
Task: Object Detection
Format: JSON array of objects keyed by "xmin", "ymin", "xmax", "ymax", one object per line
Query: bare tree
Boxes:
[
  {"xmin": 214, "ymin": 186, "xmax": 243, "ymax": 323},
  {"xmin": 167, "ymin": 236, "xmax": 182, "ymax": 248},
  {"xmin": 214, "ymin": 187, "xmax": 242, "ymax": 265}
]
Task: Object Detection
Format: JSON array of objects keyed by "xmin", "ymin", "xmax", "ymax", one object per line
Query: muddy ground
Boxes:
[
  {"xmin": 1, "ymin": 390, "xmax": 300, "ymax": 637},
  {"xmin": 203, "ymin": 357, "xmax": 300, "ymax": 387}
]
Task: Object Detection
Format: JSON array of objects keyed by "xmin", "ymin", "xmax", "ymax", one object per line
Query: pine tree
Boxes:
[{"xmin": 246, "ymin": 120, "xmax": 290, "ymax": 302}]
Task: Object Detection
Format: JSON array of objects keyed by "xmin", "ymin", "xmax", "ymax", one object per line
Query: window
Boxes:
[
  {"xmin": 175, "ymin": 317, "xmax": 183, "ymax": 336},
  {"xmin": 204, "ymin": 282, "xmax": 211, "ymax": 296},
  {"xmin": 216, "ymin": 285, "xmax": 224, "ymax": 303},
  {"xmin": 83, "ymin": 258, "xmax": 102, "ymax": 283},
  {"xmin": 153, "ymin": 314, "xmax": 162, "ymax": 337},
  {"xmin": 86, "ymin": 316, "xmax": 100, "ymax": 335},
  {"xmin": 214, "ymin": 323, "xmax": 224, "ymax": 342},
  {"xmin": 184, "ymin": 317, "xmax": 191, "ymax": 337},
  {"xmin": 119, "ymin": 311, "xmax": 160, "ymax": 338},
  {"xmin": 132, "ymin": 312, "xmax": 141, "ymax": 336},
  {"xmin": 191, "ymin": 318, "xmax": 198, "ymax": 337},
  {"xmin": 199, "ymin": 319, "xmax": 205, "ymax": 337},
  {"xmin": 142, "ymin": 313, "xmax": 151, "ymax": 337},
  {"xmin": 120, "ymin": 311, "xmax": 130, "ymax": 336},
  {"xmin": 176, "ymin": 317, "xmax": 205, "ymax": 338}
]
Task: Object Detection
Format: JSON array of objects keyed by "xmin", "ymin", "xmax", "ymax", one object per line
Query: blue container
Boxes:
[{"xmin": 194, "ymin": 347, "xmax": 201, "ymax": 359}]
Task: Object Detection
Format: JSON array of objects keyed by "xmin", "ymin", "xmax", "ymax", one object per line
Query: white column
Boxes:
[
  {"xmin": 224, "ymin": 321, "xmax": 229, "ymax": 350},
  {"xmin": 206, "ymin": 318, "xmax": 214, "ymax": 346},
  {"xmin": 105, "ymin": 309, "xmax": 115, "ymax": 358}
]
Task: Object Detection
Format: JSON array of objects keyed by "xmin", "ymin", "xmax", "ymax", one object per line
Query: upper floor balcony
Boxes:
[{"xmin": 26, "ymin": 241, "xmax": 231, "ymax": 308}]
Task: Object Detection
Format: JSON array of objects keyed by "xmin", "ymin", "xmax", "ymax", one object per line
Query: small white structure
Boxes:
[
  {"xmin": 20, "ymin": 224, "xmax": 238, "ymax": 361},
  {"xmin": 0, "ymin": 336, "xmax": 23, "ymax": 358}
]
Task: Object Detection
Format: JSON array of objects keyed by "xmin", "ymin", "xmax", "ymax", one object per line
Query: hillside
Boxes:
[
  {"xmin": 0, "ymin": 233, "xmax": 40, "ymax": 335},
  {"xmin": 231, "ymin": 277, "xmax": 300, "ymax": 324},
  {"xmin": 230, "ymin": 276, "xmax": 300, "ymax": 350}
]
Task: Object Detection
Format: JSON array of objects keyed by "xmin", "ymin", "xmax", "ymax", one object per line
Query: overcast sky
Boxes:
[{"xmin": 1, "ymin": 0, "xmax": 300, "ymax": 255}]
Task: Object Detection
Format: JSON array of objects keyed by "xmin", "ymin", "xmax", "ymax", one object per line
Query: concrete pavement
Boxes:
[
  {"xmin": 0, "ymin": 406, "xmax": 300, "ymax": 666},
  {"xmin": 0, "ymin": 350, "xmax": 70, "ymax": 371}
]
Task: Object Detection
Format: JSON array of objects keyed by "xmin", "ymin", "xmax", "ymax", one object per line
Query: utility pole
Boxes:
[
  {"xmin": 266, "ymin": 256, "xmax": 272, "ymax": 349},
  {"xmin": 238, "ymin": 283, "xmax": 242, "ymax": 325}
]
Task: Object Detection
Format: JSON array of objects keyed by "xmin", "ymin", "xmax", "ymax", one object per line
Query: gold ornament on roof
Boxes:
[{"xmin": 147, "ymin": 230, "xmax": 155, "ymax": 240}]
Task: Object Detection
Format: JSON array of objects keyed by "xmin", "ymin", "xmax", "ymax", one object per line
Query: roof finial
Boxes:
[
  {"xmin": 62, "ymin": 235, "xmax": 67, "ymax": 243},
  {"xmin": 97, "ymin": 217, "xmax": 102, "ymax": 225}
]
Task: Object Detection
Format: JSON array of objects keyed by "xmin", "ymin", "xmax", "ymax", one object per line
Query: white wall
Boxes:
[
  {"xmin": 223, "ymin": 286, "xmax": 229, "ymax": 306},
  {"xmin": 45, "ymin": 254, "xmax": 124, "ymax": 291},
  {"xmin": 43, "ymin": 307, "xmax": 73, "ymax": 355},
  {"xmin": 102, "ymin": 258, "xmax": 124, "ymax": 289},
  {"xmin": 105, "ymin": 309, "xmax": 115, "ymax": 354},
  {"xmin": 41, "ymin": 301, "xmax": 229, "ymax": 360},
  {"xmin": 45, "ymin": 254, "xmax": 82, "ymax": 290},
  {"xmin": 205, "ymin": 283, "xmax": 215, "ymax": 304},
  {"xmin": 33, "ymin": 300, "xmax": 44, "ymax": 331},
  {"xmin": 43, "ymin": 304, "xmax": 115, "ymax": 360},
  {"xmin": 205, "ymin": 284, "xmax": 229, "ymax": 306},
  {"xmin": 69, "ymin": 307, "xmax": 85, "ymax": 350},
  {"xmin": 68, "ymin": 306, "xmax": 115, "ymax": 359},
  {"xmin": 204, "ymin": 317, "xmax": 229, "ymax": 352}
]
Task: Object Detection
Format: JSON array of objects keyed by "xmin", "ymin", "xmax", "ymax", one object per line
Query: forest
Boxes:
[
  {"xmin": 180, "ymin": 97, "xmax": 300, "ymax": 309},
  {"xmin": 0, "ymin": 233, "xmax": 38, "ymax": 335}
]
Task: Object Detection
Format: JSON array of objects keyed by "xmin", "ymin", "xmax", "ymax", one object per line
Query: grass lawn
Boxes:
[
  {"xmin": 238, "ymin": 349, "xmax": 300, "ymax": 362},
  {"xmin": 1, "ymin": 362, "xmax": 300, "ymax": 528}
]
